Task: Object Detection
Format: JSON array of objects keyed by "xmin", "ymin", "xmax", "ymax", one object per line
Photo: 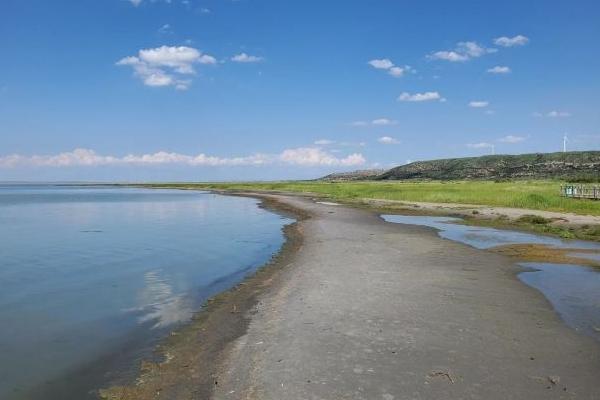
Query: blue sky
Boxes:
[{"xmin": 1, "ymin": 0, "xmax": 599, "ymax": 181}]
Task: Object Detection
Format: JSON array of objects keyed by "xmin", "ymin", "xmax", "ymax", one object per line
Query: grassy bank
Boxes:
[{"xmin": 146, "ymin": 180, "xmax": 600, "ymax": 216}]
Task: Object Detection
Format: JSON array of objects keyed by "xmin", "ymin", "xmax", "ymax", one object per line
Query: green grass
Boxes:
[{"xmin": 144, "ymin": 180, "xmax": 600, "ymax": 216}]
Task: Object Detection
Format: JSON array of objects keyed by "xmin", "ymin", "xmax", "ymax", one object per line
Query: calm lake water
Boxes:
[
  {"xmin": 382, "ymin": 214, "xmax": 600, "ymax": 342},
  {"xmin": 0, "ymin": 185, "xmax": 292, "ymax": 399}
]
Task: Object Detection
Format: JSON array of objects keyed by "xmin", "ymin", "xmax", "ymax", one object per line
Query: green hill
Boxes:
[
  {"xmin": 378, "ymin": 151, "xmax": 600, "ymax": 181},
  {"xmin": 320, "ymin": 169, "xmax": 385, "ymax": 181}
]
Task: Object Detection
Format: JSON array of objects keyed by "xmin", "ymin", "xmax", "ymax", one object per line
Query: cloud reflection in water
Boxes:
[{"xmin": 132, "ymin": 270, "xmax": 195, "ymax": 329}]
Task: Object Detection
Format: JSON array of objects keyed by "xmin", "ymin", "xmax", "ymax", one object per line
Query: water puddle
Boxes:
[
  {"xmin": 519, "ymin": 263, "xmax": 600, "ymax": 341},
  {"xmin": 316, "ymin": 201, "xmax": 340, "ymax": 206},
  {"xmin": 381, "ymin": 215, "xmax": 600, "ymax": 250},
  {"xmin": 381, "ymin": 214, "xmax": 600, "ymax": 342}
]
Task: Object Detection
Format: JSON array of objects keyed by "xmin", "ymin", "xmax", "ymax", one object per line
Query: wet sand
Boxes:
[
  {"xmin": 491, "ymin": 243, "xmax": 600, "ymax": 268},
  {"xmin": 103, "ymin": 193, "xmax": 600, "ymax": 399}
]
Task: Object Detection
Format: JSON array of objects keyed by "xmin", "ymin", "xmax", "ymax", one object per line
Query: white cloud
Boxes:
[
  {"xmin": 494, "ymin": 35, "xmax": 529, "ymax": 47},
  {"xmin": 339, "ymin": 141, "xmax": 366, "ymax": 147},
  {"xmin": 314, "ymin": 139, "xmax": 335, "ymax": 145},
  {"xmin": 429, "ymin": 41, "xmax": 496, "ymax": 62},
  {"xmin": 534, "ymin": 110, "xmax": 572, "ymax": 118},
  {"xmin": 469, "ymin": 101, "xmax": 489, "ymax": 108},
  {"xmin": 129, "ymin": 0, "xmax": 143, "ymax": 6},
  {"xmin": 487, "ymin": 65, "xmax": 511, "ymax": 74},
  {"xmin": 350, "ymin": 118, "xmax": 398, "ymax": 126},
  {"xmin": 158, "ymin": 24, "xmax": 172, "ymax": 34},
  {"xmin": 0, "ymin": 148, "xmax": 365, "ymax": 168},
  {"xmin": 371, "ymin": 118, "xmax": 397, "ymax": 126},
  {"xmin": 278, "ymin": 148, "xmax": 365, "ymax": 166},
  {"xmin": 498, "ymin": 135, "xmax": 525, "ymax": 143},
  {"xmin": 231, "ymin": 53, "xmax": 264, "ymax": 63},
  {"xmin": 368, "ymin": 58, "xmax": 394, "ymax": 69},
  {"xmin": 398, "ymin": 91, "xmax": 444, "ymax": 102},
  {"xmin": 430, "ymin": 51, "xmax": 469, "ymax": 62},
  {"xmin": 139, "ymin": 46, "xmax": 216, "ymax": 70},
  {"xmin": 0, "ymin": 148, "xmax": 269, "ymax": 168},
  {"xmin": 117, "ymin": 45, "xmax": 216, "ymax": 90},
  {"xmin": 368, "ymin": 59, "xmax": 412, "ymax": 77},
  {"xmin": 467, "ymin": 142, "xmax": 494, "ymax": 149},
  {"xmin": 388, "ymin": 66, "xmax": 406, "ymax": 77},
  {"xmin": 547, "ymin": 110, "xmax": 571, "ymax": 118},
  {"xmin": 460, "ymin": 41, "xmax": 495, "ymax": 57},
  {"xmin": 378, "ymin": 136, "xmax": 400, "ymax": 144}
]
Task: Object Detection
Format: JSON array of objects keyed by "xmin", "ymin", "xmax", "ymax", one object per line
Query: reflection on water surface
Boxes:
[{"xmin": 0, "ymin": 185, "xmax": 292, "ymax": 399}]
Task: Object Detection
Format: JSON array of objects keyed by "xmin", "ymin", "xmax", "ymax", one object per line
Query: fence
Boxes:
[{"xmin": 560, "ymin": 184, "xmax": 600, "ymax": 200}]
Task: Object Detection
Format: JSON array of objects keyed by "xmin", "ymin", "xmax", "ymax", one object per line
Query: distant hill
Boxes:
[
  {"xmin": 319, "ymin": 169, "xmax": 385, "ymax": 181},
  {"xmin": 378, "ymin": 151, "xmax": 600, "ymax": 181}
]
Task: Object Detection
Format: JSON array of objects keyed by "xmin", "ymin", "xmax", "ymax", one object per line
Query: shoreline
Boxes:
[
  {"xmin": 133, "ymin": 184, "xmax": 600, "ymax": 243},
  {"xmin": 98, "ymin": 194, "xmax": 310, "ymax": 399},
  {"xmin": 212, "ymin": 194, "xmax": 600, "ymax": 398},
  {"xmin": 100, "ymin": 189, "xmax": 600, "ymax": 399},
  {"xmin": 12, "ymin": 190, "xmax": 301, "ymax": 400}
]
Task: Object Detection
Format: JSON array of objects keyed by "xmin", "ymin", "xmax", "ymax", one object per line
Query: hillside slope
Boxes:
[
  {"xmin": 378, "ymin": 151, "xmax": 600, "ymax": 181},
  {"xmin": 320, "ymin": 169, "xmax": 385, "ymax": 181}
]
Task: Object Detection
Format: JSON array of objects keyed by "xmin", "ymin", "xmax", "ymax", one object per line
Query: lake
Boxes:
[{"xmin": 0, "ymin": 185, "xmax": 292, "ymax": 399}]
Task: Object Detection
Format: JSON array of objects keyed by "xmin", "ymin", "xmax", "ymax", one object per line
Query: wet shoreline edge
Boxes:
[{"xmin": 97, "ymin": 191, "xmax": 311, "ymax": 399}]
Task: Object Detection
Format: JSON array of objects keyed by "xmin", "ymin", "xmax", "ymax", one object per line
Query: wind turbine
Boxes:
[{"xmin": 563, "ymin": 133, "xmax": 569, "ymax": 153}]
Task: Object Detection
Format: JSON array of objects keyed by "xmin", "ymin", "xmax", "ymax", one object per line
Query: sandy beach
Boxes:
[{"xmin": 102, "ymin": 193, "xmax": 600, "ymax": 399}]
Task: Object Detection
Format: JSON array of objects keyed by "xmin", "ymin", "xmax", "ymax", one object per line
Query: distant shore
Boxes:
[
  {"xmin": 101, "ymin": 191, "xmax": 600, "ymax": 399},
  {"xmin": 134, "ymin": 181, "xmax": 600, "ymax": 243}
]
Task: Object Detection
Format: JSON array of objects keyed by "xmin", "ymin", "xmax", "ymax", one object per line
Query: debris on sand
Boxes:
[
  {"xmin": 548, "ymin": 375, "xmax": 560, "ymax": 385},
  {"xmin": 427, "ymin": 370, "xmax": 455, "ymax": 384}
]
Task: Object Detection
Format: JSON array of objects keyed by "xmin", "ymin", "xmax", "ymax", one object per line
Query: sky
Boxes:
[{"xmin": 1, "ymin": 0, "xmax": 599, "ymax": 181}]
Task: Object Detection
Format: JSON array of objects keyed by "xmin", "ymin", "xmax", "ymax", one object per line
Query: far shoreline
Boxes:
[{"xmin": 139, "ymin": 182, "xmax": 600, "ymax": 243}]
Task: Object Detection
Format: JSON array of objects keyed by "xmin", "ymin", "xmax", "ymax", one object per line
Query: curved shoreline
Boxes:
[
  {"xmin": 102, "ymin": 191, "xmax": 600, "ymax": 399},
  {"xmin": 214, "ymin": 194, "xmax": 600, "ymax": 399},
  {"xmin": 135, "ymin": 183, "xmax": 600, "ymax": 243},
  {"xmin": 98, "ymin": 194, "xmax": 310, "ymax": 399}
]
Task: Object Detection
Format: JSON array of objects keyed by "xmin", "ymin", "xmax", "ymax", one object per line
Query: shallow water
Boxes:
[
  {"xmin": 382, "ymin": 214, "xmax": 600, "ymax": 342},
  {"xmin": 381, "ymin": 215, "xmax": 600, "ymax": 250},
  {"xmin": 519, "ymin": 263, "xmax": 600, "ymax": 341},
  {"xmin": 0, "ymin": 185, "xmax": 292, "ymax": 399}
]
